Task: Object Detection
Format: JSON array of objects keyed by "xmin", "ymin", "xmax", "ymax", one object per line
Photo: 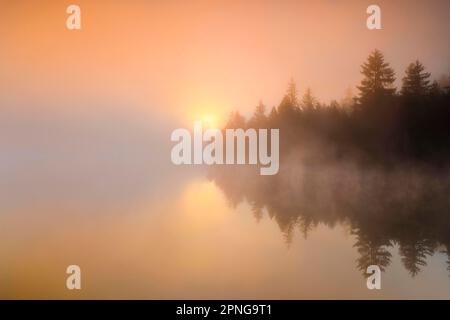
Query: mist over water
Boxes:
[
  {"xmin": 209, "ymin": 153, "xmax": 450, "ymax": 273},
  {"xmin": 1, "ymin": 110, "xmax": 449, "ymax": 299},
  {"xmin": 1, "ymin": 0, "xmax": 450, "ymax": 301}
]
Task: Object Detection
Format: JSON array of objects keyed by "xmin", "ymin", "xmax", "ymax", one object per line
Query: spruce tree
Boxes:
[
  {"xmin": 225, "ymin": 111, "xmax": 246, "ymax": 128},
  {"xmin": 301, "ymin": 88, "xmax": 317, "ymax": 110},
  {"xmin": 249, "ymin": 100, "xmax": 267, "ymax": 128},
  {"xmin": 357, "ymin": 49, "xmax": 396, "ymax": 103},
  {"xmin": 429, "ymin": 80, "xmax": 442, "ymax": 97},
  {"xmin": 401, "ymin": 60, "xmax": 431, "ymax": 96},
  {"xmin": 268, "ymin": 106, "xmax": 278, "ymax": 125},
  {"xmin": 278, "ymin": 78, "xmax": 300, "ymax": 115}
]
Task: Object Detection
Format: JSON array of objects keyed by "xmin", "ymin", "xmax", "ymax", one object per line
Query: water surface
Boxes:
[{"xmin": 1, "ymin": 114, "xmax": 449, "ymax": 299}]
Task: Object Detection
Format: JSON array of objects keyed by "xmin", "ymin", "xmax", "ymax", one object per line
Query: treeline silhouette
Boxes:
[
  {"xmin": 225, "ymin": 49, "xmax": 450, "ymax": 165},
  {"xmin": 209, "ymin": 50, "xmax": 450, "ymax": 277}
]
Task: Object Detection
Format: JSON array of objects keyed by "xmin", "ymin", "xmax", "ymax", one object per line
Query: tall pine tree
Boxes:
[
  {"xmin": 357, "ymin": 50, "xmax": 396, "ymax": 103},
  {"xmin": 301, "ymin": 88, "xmax": 317, "ymax": 111},
  {"xmin": 225, "ymin": 111, "xmax": 246, "ymax": 128},
  {"xmin": 278, "ymin": 78, "xmax": 300, "ymax": 116},
  {"xmin": 249, "ymin": 100, "xmax": 267, "ymax": 128},
  {"xmin": 401, "ymin": 60, "xmax": 431, "ymax": 96}
]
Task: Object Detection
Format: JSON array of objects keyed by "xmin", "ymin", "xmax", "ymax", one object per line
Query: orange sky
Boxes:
[{"xmin": 1, "ymin": 0, "xmax": 449, "ymax": 125}]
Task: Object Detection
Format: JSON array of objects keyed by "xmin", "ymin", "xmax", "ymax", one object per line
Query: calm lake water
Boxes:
[{"xmin": 1, "ymin": 113, "xmax": 449, "ymax": 299}]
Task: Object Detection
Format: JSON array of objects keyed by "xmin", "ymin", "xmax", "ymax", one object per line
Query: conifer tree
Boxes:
[
  {"xmin": 268, "ymin": 106, "xmax": 278, "ymax": 124},
  {"xmin": 401, "ymin": 60, "xmax": 431, "ymax": 96},
  {"xmin": 429, "ymin": 80, "xmax": 442, "ymax": 97},
  {"xmin": 357, "ymin": 50, "xmax": 396, "ymax": 103},
  {"xmin": 249, "ymin": 100, "xmax": 267, "ymax": 128},
  {"xmin": 225, "ymin": 111, "xmax": 246, "ymax": 128},
  {"xmin": 278, "ymin": 78, "xmax": 300, "ymax": 115},
  {"xmin": 301, "ymin": 88, "xmax": 318, "ymax": 111}
]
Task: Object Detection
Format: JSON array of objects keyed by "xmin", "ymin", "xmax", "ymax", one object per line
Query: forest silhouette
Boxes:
[
  {"xmin": 223, "ymin": 49, "xmax": 449, "ymax": 166},
  {"xmin": 208, "ymin": 50, "xmax": 450, "ymax": 277}
]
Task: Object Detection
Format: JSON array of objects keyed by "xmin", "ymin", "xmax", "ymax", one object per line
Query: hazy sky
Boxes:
[
  {"xmin": 1, "ymin": 1, "xmax": 450, "ymax": 299},
  {"xmin": 1, "ymin": 0, "xmax": 449, "ymax": 125}
]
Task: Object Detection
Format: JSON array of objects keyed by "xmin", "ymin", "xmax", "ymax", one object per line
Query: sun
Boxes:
[
  {"xmin": 182, "ymin": 98, "xmax": 227, "ymax": 128},
  {"xmin": 200, "ymin": 114, "xmax": 219, "ymax": 128}
]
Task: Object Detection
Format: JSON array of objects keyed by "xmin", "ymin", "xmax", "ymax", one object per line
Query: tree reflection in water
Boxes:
[{"xmin": 208, "ymin": 162, "xmax": 450, "ymax": 277}]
